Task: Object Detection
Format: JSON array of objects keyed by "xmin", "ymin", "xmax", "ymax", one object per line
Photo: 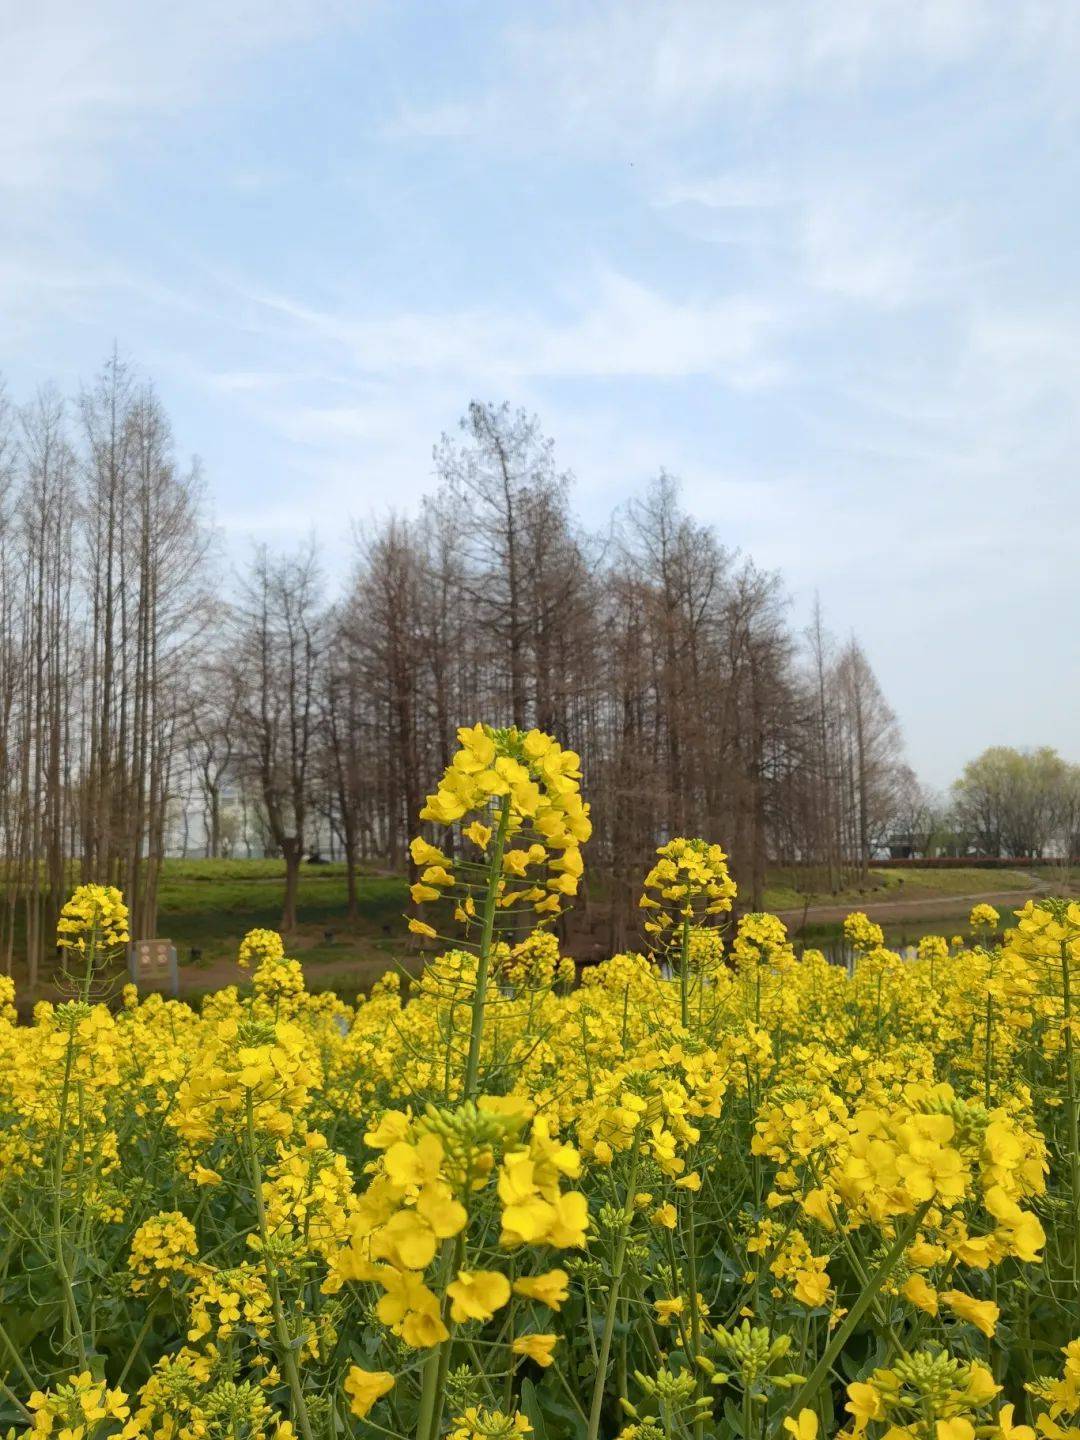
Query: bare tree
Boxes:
[
  {"xmin": 835, "ymin": 638, "xmax": 904, "ymax": 876},
  {"xmin": 231, "ymin": 544, "xmax": 323, "ymax": 930},
  {"xmin": 186, "ymin": 664, "xmax": 242, "ymax": 859}
]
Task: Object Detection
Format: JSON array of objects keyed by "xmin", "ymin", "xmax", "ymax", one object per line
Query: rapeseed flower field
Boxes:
[{"xmin": 2, "ymin": 725, "xmax": 1079, "ymax": 1440}]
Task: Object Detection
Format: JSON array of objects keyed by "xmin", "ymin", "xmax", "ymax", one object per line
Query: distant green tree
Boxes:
[{"xmin": 951, "ymin": 745, "xmax": 1075, "ymax": 857}]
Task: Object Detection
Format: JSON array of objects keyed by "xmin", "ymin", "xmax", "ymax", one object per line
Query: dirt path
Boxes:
[{"xmin": 774, "ymin": 875, "xmax": 1047, "ymax": 928}]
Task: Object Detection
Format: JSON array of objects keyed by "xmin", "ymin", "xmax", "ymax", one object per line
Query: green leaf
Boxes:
[{"xmin": 520, "ymin": 1379, "xmax": 550, "ymax": 1440}]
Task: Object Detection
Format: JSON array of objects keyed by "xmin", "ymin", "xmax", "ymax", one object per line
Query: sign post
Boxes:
[{"xmin": 128, "ymin": 939, "xmax": 179, "ymax": 998}]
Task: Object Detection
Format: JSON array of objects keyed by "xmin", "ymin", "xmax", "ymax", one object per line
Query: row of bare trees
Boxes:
[
  {"xmin": 0, "ymin": 358, "xmax": 210, "ymax": 982},
  {"xmin": 2, "ymin": 368, "xmax": 912, "ymax": 969},
  {"xmin": 194, "ymin": 403, "xmax": 910, "ymax": 944}
]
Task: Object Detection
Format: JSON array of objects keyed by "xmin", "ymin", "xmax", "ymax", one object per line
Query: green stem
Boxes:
[
  {"xmin": 1062, "ymin": 937, "xmax": 1080, "ymax": 1292},
  {"xmin": 245, "ymin": 1090, "xmax": 315, "ymax": 1440},
  {"xmin": 0, "ymin": 1372, "xmax": 30, "ymax": 1425},
  {"xmin": 52, "ymin": 1014, "xmax": 87, "ymax": 1369},
  {"xmin": 430, "ymin": 1333, "xmax": 454, "ymax": 1440},
  {"xmin": 586, "ymin": 1142, "xmax": 641, "ymax": 1440},
  {"xmin": 416, "ymin": 1232, "xmax": 463, "ymax": 1440},
  {"xmin": 551, "ymin": 1360, "xmax": 590, "ymax": 1425},
  {"xmin": 0, "ymin": 1312, "xmax": 36, "ymax": 1396},
  {"xmin": 680, "ymin": 912, "xmax": 692, "ymax": 1029},
  {"xmin": 80, "ymin": 922, "xmax": 98, "ymax": 1004},
  {"xmin": 783, "ymin": 1201, "xmax": 931, "ymax": 1421},
  {"xmin": 463, "ymin": 794, "xmax": 512, "ymax": 1101},
  {"xmin": 47, "ymin": 918, "xmax": 103, "ymax": 1369},
  {"xmin": 415, "ymin": 1341, "xmax": 442, "ymax": 1440},
  {"xmin": 804, "ymin": 1159, "xmax": 904, "ymax": 1359},
  {"xmin": 503, "ymin": 1295, "xmax": 518, "ymax": 1411},
  {"xmin": 117, "ymin": 1302, "xmax": 158, "ymax": 1389},
  {"xmin": 685, "ymin": 1191, "xmax": 706, "ymax": 1440},
  {"xmin": 743, "ymin": 1376, "xmax": 754, "ymax": 1440}
]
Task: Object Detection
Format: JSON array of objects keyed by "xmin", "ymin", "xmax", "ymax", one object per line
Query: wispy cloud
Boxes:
[
  {"xmin": 2, "ymin": 0, "xmax": 1079, "ymax": 786},
  {"xmin": 238, "ymin": 268, "xmax": 787, "ymax": 387},
  {"xmin": 384, "ymin": 0, "xmax": 1004, "ymax": 151},
  {"xmin": 656, "ymin": 174, "xmax": 785, "ymax": 212},
  {"xmin": 0, "ymin": 0, "xmax": 363, "ymax": 192}
]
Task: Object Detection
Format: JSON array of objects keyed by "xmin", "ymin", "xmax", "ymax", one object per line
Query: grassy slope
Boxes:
[
  {"xmin": 157, "ymin": 859, "xmax": 407, "ymax": 970},
  {"xmin": 759, "ymin": 865, "xmax": 1035, "ymax": 912}
]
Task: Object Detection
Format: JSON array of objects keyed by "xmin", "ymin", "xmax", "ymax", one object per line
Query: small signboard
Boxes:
[{"xmin": 128, "ymin": 939, "xmax": 179, "ymax": 997}]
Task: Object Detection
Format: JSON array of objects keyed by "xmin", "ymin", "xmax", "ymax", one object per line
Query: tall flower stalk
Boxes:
[
  {"xmin": 639, "ymin": 838, "xmax": 736, "ymax": 1026},
  {"xmin": 408, "ymin": 723, "xmax": 591, "ymax": 1100},
  {"xmin": 1010, "ymin": 899, "xmax": 1080, "ymax": 1291},
  {"xmin": 406, "ymin": 724, "xmax": 591, "ymax": 1439},
  {"xmin": 50, "ymin": 884, "xmax": 129, "ymax": 1367}
]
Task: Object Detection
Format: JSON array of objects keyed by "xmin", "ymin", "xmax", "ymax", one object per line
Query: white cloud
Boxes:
[
  {"xmin": 534, "ymin": 273, "xmax": 786, "ymax": 386},
  {"xmin": 966, "ymin": 308, "xmax": 1080, "ymax": 405},
  {"xmin": 0, "ymin": 0, "xmax": 362, "ymax": 191}
]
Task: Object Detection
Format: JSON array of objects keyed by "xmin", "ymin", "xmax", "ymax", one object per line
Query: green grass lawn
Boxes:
[
  {"xmin": 760, "ymin": 865, "xmax": 1036, "ymax": 911},
  {"xmin": 156, "ymin": 858, "xmax": 408, "ymax": 968},
  {"xmin": 871, "ymin": 866, "xmax": 1036, "ymax": 894}
]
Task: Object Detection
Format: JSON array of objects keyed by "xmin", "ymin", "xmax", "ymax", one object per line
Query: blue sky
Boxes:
[{"xmin": 4, "ymin": 0, "xmax": 1079, "ymax": 789}]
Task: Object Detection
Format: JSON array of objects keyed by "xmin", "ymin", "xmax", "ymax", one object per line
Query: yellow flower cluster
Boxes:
[
  {"xmin": 1028, "ymin": 1338, "xmax": 1080, "ymax": 1440},
  {"xmin": 171, "ymin": 1013, "xmax": 318, "ymax": 1143},
  {"xmin": 843, "ymin": 910, "xmax": 885, "ymax": 954},
  {"xmin": 187, "ymin": 1265, "xmax": 274, "ymax": 1344},
  {"xmin": 449, "ymin": 1407, "xmax": 532, "ymax": 1440},
  {"xmin": 238, "ymin": 927, "xmax": 286, "ymax": 969},
  {"xmin": 116, "ymin": 1348, "xmax": 297, "ymax": 1440},
  {"xmin": 0, "ymin": 973, "xmax": 15, "ymax": 1023},
  {"xmin": 27, "ymin": 1371, "xmax": 131, "ymax": 1438},
  {"xmin": 56, "ymin": 883, "xmax": 129, "ymax": 955},
  {"xmin": 846, "ymin": 1351, "xmax": 1000, "ymax": 1440},
  {"xmin": 128, "ymin": 1211, "xmax": 199, "ymax": 1293},
  {"xmin": 495, "ymin": 930, "xmax": 574, "ymax": 991},
  {"xmin": 409, "ymin": 723, "xmax": 591, "ymax": 939},
  {"xmin": 325, "ymin": 1101, "xmax": 585, "ymax": 1351},
  {"xmin": 755, "ymin": 1079, "xmax": 1047, "ymax": 1264},
  {"xmin": 1010, "ymin": 897, "xmax": 1080, "ymax": 967},
  {"xmin": 918, "ymin": 934, "xmax": 950, "ymax": 966},
  {"xmin": 251, "ymin": 950, "xmax": 306, "ymax": 1002},
  {"xmin": 732, "ymin": 912, "xmax": 796, "ymax": 973},
  {"xmin": 970, "ymin": 902, "xmax": 1001, "ymax": 932},
  {"xmin": 639, "ymin": 836, "xmax": 736, "ymax": 940}
]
